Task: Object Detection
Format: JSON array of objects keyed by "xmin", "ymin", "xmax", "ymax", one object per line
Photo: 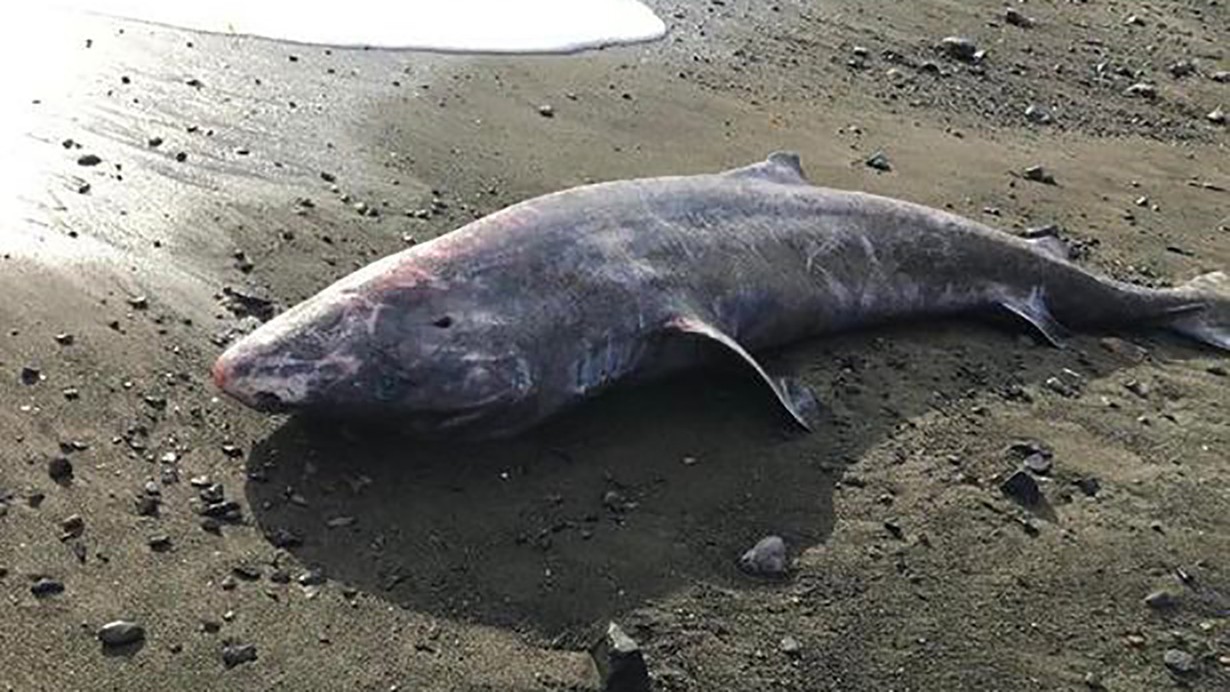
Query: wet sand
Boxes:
[{"xmin": 2, "ymin": 1, "xmax": 1228, "ymax": 690}]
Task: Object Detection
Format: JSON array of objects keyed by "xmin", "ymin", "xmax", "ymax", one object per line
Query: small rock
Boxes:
[
  {"xmin": 31, "ymin": 577, "xmax": 65, "ymax": 597},
  {"xmin": 1169, "ymin": 60, "xmax": 1196, "ymax": 79},
  {"xmin": 939, "ymin": 36, "xmax": 978, "ymax": 62},
  {"xmin": 1022, "ymin": 165, "xmax": 1056, "ymax": 185},
  {"xmin": 1163, "ymin": 648, "xmax": 1196, "ymax": 675},
  {"xmin": 1124, "ymin": 380, "xmax": 1150, "ymax": 398},
  {"xmin": 1025, "ymin": 104, "xmax": 1053, "ymax": 124},
  {"xmin": 47, "ymin": 456, "xmax": 74, "ymax": 483},
  {"xmin": 1144, "ymin": 589, "xmax": 1180, "ymax": 610},
  {"xmin": 1000, "ymin": 470, "xmax": 1041, "ymax": 507},
  {"xmin": 147, "ymin": 136, "xmax": 163, "ymax": 148},
  {"xmin": 20, "ymin": 365, "xmax": 41, "ymax": 385},
  {"xmin": 865, "ymin": 151, "xmax": 892, "ymax": 172},
  {"xmin": 61, "ymin": 514, "xmax": 85, "ymax": 539},
  {"xmin": 779, "ymin": 635, "xmax": 803, "ymax": 657},
  {"xmin": 1004, "ymin": 8, "xmax": 1034, "ymax": 28},
  {"xmin": 147, "ymin": 534, "xmax": 173, "ymax": 552},
  {"xmin": 1124, "ymin": 83, "xmax": 1157, "ymax": 99},
  {"xmin": 1074, "ymin": 477, "xmax": 1101, "ymax": 497},
  {"xmin": 319, "ymin": 171, "xmax": 336, "ymax": 183},
  {"xmin": 739, "ymin": 535, "xmax": 788, "ymax": 577},
  {"xmin": 1212, "ymin": 71, "xmax": 1230, "ymax": 84},
  {"xmin": 1023, "ymin": 453, "xmax": 1052, "ymax": 475},
  {"xmin": 590, "ymin": 622, "xmax": 650, "ymax": 692},
  {"xmin": 1208, "ymin": 108, "xmax": 1227, "ymax": 125},
  {"xmin": 127, "ymin": 295, "xmax": 149, "ymax": 310},
  {"xmin": 221, "ymin": 642, "xmax": 258, "ymax": 668},
  {"xmin": 1124, "ymin": 14, "xmax": 1145, "ymax": 27},
  {"xmin": 77, "ymin": 154, "xmax": 102, "ymax": 166},
  {"xmin": 98, "ymin": 620, "xmax": 145, "ymax": 647},
  {"xmin": 297, "ymin": 568, "xmax": 326, "ymax": 586},
  {"xmin": 537, "ymin": 104, "xmax": 555, "ymax": 118},
  {"xmin": 1022, "ymin": 223, "xmax": 1060, "ymax": 239}
]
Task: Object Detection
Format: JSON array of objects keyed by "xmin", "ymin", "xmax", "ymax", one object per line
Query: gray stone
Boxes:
[
  {"xmin": 739, "ymin": 535, "xmax": 788, "ymax": 577},
  {"xmin": 222, "ymin": 642, "xmax": 258, "ymax": 668},
  {"xmin": 865, "ymin": 151, "xmax": 892, "ymax": 172},
  {"xmin": 590, "ymin": 622, "xmax": 650, "ymax": 692},
  {"xmin": 1163, "ymin": 648, "xmax": 1196, "ymax": 675},
  {"xmin": 98, "ymin": 620, "xmax": 145, "ymax": 647},
  {"xmin": 939, "ymin": 37, "xmax": 978, "ymax": 62},
  {"xmin": 1000, "ymin": 470, "xmax": 1041, "ymax": 507},
  {"xmin": 1144, "ymin": 589, "xmax": 1180, "ymax": 610}
]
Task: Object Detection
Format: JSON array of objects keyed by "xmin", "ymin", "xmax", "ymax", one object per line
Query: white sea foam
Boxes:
[{"xmin": 51, "ymin": 0, "xmax": 667, "ymax": 52}]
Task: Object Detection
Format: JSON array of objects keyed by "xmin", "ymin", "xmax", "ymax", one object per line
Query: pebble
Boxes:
[
  {"xmin": 47, "ymin": 456, "xmax": 74, "ymax": 483},
  {"xmin": 739, "ymin": 535, "xmax": 788, "ymax": 577},
  {"xmin": 1074, "ymin": 477, "xmax": 1101, "ymax": 497},
  {"xmin": 76, "ymin": 154, "xmax": 102, "ymax": 166},
  {"xmin": 1124, "ymin": 83, "xmax": 1157, "ymax": 99},
  {"xmin": 1163, "ymin": 648, "xmax": 1196, "ymax": 675},
  {"xmin": 31, "ymin": 577, "xmax": 65, "ymax": 597},
  {"xmin": 1212, "ymin": 71, "xmax": 1230, "ymax": 84},
  {"xmin": 222, "ymin": 642, "xmax": 258, "ymax": 668},
  {"xmin": 590, "ymin": 622, "xmax": 650, "ymax": 692},
  {"xmin": 865, "ymin": 151, "xmax": 892, "ymax": 172},
  {"xmin": 939, "ymin": 36, "xmax": 978, "ymax": 62},
  {"xmin": 20, "ymin": 365, "xmax": 41, "ymax": 385},
  {"xmin": 1208, "ymin": 108, "xmax": 1226, "ymax": 125},
  {"xmin": 1000, "ymin": 470, "xmax": 1041, "ymax": 507},
  {"xmin": 1004, "ymin": 8, "xmax": 1034, "ymax": 28},
  {"xmin": 61, "ymin": 514, "xmax": 85, "ymax": 539},
  {"xmin": 1023, "ymin": 453, "xmax": 1052, "ymax": 475},
  {"xmin": 1023, "ymin": 165, "xmax": 1056, "ymax": 185},
  {"xmin": 537, "ymin": 104, "xmax": 555, "ymax": 118},
  {"xmin": 98, "ymin": 620, "xmax": 145, "ymax": 647},
  {"xmin": 147, "ymin": 534, "xmax": 173, "ymax": 552},
  {"xmin": 1124, "ymin": 380, "xmax": 1150, "ymax": 398},
  {"xmin": 1025, "ymin": 104, "xmax": 1053, "ymax": 124},
  {"xmin": 1143, "ymin": 589, "xmax": 1180, "ymax": 610},
  {"xmin": 779, "ymin": 635, "xmax": 803, "ymax": 657}
]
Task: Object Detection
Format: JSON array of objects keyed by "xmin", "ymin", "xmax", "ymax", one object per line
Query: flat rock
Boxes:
[
  {"xmin": 98, "ymin": 620, "xmax": 145, "ymax": 647},
  {"xmin": 1000, "ymin": 470, "xmax": 1042, "ymax": 507},
  {"xmin": 222, "ymin": 642, "xmax": 258, "ymax": 668}
]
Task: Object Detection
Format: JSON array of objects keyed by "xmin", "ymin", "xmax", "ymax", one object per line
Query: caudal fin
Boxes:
[{"xmin": 1168, "ymin": 271, "xmax": 1230, "ymax": 350}]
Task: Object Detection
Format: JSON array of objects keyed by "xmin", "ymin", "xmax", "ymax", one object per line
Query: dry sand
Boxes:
[{"xmin": 1, "ymin": 1, "xmax": 1228, "ymax": 690}]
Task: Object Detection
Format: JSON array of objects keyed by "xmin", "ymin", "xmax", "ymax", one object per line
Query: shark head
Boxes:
[{"xmin": 211, "ymin": 252, "xmax": 535, "ymax": 435}]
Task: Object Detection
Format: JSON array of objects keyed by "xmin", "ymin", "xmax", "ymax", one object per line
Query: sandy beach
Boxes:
[{"xmin": 2, "ymin": 1, "xmax": 1228, "ymax": 689}]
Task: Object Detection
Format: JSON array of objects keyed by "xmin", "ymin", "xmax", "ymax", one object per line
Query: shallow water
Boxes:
[{"xmin": 49, "ymin": 0, "xmax": 666, "ymax": 52}]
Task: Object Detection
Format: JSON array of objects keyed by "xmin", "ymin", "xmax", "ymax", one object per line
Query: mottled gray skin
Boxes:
[{"xmin": 212, "ymin": 153, "xmax": 1229, "ymax": 437}]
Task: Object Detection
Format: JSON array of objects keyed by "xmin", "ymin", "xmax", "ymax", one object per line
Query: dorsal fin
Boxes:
[{"xmin": 724, "ymin": 151, "xmax": 810, "ymax": 185}]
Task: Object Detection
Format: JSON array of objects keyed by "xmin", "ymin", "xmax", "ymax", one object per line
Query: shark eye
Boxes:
[{"xmin": 432, "ymin": 315, "xmax": 453, "ymax": 329}]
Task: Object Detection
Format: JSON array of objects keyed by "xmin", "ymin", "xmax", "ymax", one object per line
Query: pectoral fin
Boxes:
[
  {"xmin": 665, "ymin": 316, "xmax": 821, "ymax": 431},
  {"xmin": 999, "ymin": 288, "xmax": 1068, "ymax": 347}
]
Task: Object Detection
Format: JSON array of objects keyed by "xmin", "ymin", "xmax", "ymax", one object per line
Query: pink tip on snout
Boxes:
[{"xmin": 211, "ymin": 355, "xmax": 229, "ymax": 391}]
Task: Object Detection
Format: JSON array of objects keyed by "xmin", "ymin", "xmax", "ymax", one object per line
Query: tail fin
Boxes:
[{"xmin": 1168, "ymin": 271, "xmax": 1230, "ymax": 350}]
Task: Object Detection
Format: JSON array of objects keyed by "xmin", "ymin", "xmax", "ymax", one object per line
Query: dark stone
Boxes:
[
  {"xmin": 31, "ymin": 577, "xmax": 65, "ymax": 597},
  {"xmin": 98, "ymin": 620, "xmax": 145, "ymax": 647},
  {"xmin": 1023, "ymin": 165, "xmax": 1056, "ymax": 185},
  {"xmin": 865, "ymin": 151, "xmax": 892, "ymax": 172},
  {"xmin": 48, "ymin": 456, "xmax": 74, "ymax": 483},
  {"xmin": 1074, "ymin": 477, "xmax": 1101, "ymax": 497},
  {"xmin": 232, "ymin": 564, "xmax": 261, "ymax": 581},
  {"xmin": 221, "ymin": 642, "xmax": 258, "ymax": 668},
  {"xmin": 147, "ymin": 535, "xmax": 173, "ymax": 552},
  {"xmin": 20, "ymin": 366, "xmax": 41, "ymax": 385},
  {"xmin": 590, "ymin": 622, "xmax": 650, "ymax": 692},
  {"xmin": 1144, "ymin": 589, "xmax": 1180, "ymax": 610},
  {"xmin": 939, "ymin": 36, "xmax": 978, "ymax": 62},
  {"xmin": 77, "ymin": 154, "xmax": 102, "ymax": 166},
  {"xmin": 1000, "ymin": 470, "xmax": 1041, "ymax": 506}
]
